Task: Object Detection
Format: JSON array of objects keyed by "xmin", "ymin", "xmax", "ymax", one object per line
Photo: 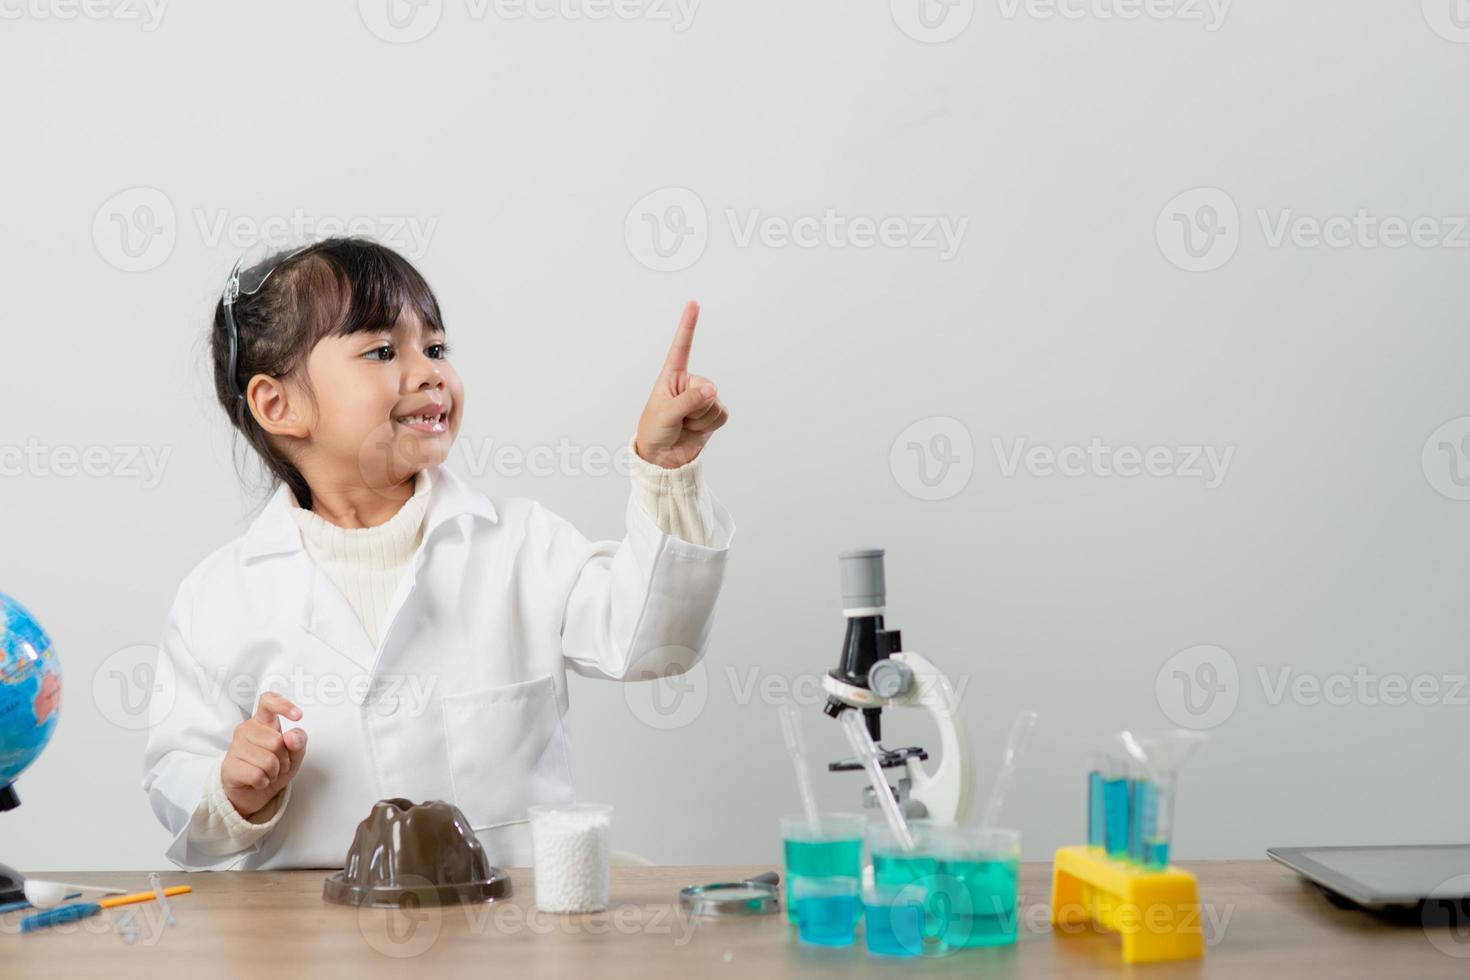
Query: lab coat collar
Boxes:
[{"xmin": 240, "ymin": 465, "xmax": 498, "ymax": 562}]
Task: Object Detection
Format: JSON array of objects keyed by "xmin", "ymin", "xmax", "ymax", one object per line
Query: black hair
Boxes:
[{"xmin": 209, "ymin": 237, "xmax": 445, "ymax": 512}]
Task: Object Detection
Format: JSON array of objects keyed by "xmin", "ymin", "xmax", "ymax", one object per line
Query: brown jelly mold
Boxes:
[{"xmin": 322, "ymin": 798, "xmax": 512, "ymax": 907}]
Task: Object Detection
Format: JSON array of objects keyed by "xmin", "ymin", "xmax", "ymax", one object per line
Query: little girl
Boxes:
[{"xmin": 141, "ymin": 238, "xmax": 732, "ymax": 870}]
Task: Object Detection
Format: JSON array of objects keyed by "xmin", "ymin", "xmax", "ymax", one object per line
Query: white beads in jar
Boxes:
[{"xmin": 528, "ymin": 803, "xmax": 614, "ymax": 913}]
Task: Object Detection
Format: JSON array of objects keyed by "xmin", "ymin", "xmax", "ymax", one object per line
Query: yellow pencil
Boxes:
[{"xmin": 100, "ymin": 885, "xmax": 192, "ymax": 909}]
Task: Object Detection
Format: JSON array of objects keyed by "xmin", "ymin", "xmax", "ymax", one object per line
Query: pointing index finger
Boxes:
[
  {"xmin": 253, "ymin": 692, "xmax": 302, "ymax": 729},
  {"xmin": 662, "ymin": 300, "xmax": 700, "ymax": 376}
]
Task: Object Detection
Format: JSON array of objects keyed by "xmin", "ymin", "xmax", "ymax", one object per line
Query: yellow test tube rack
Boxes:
[{"xmin": 1049, "ymin": 846, "xmax": 1205, "ymax": 964}]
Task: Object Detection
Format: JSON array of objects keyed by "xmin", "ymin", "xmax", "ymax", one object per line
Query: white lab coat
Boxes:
[{"xmin": 141, "ymin": 464, "xmax": 733, "ymax": 870}]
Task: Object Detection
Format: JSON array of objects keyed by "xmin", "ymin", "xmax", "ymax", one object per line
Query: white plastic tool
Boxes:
[
  {"xmin": 840, "ymin": 709, "xmax": 915, "ymax": 851},
  {"xmin": 981, "ymin": 710, "xmax": 1039, "ymax": 827},
  {"xmin": 23, "ymin": 879, "xmax": 127, "ymax": 909},
  {"xmin": 148, "ymin": 872, "xmax": 177, "ymax": 927},
  {"xmin": 779, "ymin": 703, "xmax": 822, "ymax": 830}
]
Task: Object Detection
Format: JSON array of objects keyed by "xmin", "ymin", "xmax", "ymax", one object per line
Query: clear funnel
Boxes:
[{"xmin": 1116, "ymin": 730, "xmax": 1207, "ymax": 870}]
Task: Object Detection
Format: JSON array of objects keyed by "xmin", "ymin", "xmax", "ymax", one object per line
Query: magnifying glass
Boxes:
[{"xmin": 679, "ymin": 871, "xmax": 782, "ymax": 916}]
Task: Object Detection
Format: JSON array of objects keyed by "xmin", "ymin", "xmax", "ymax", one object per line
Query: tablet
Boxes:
[{"xmin": 1267, "ymin": 845, "xmax": 1470, "ymax": 909}]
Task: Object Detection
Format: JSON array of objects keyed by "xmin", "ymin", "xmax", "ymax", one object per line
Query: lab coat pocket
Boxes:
[{"xmin": 441, "ymin": 674, "xmax": 574, "ymax": 831}]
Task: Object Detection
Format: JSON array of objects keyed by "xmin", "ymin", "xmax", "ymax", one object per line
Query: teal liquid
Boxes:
[
  {"xmin": 872, "ymin": 851, "xmax": 940, "ymax": 886},
  {"xmin": 940, "ymin": 856, "xmax": 1019, "ymax": 948},
  {"xmin": 872, "ymin": 851, "xmax": 946, "ymax": 952},
  {"xmin": 784, "ymin": 838, "xmax": 862, "ymax": 922},
  {"xmin": 795, "ymin": 893, "xmax": 860, "ymax": 946},
  {"xmin": 864, "ymin": 893, "xmax": 925, "ymax": 957},
  {"xmin": 1087, "ymin": 771, "xmax": 1106, "ymax": 848},
  {"xmin": 1143, "ymin": 839, "xmax": 1170, "ymax": 869},
  {"xmin": 1127, "ymin": 779, "xmax": 1151, "ymax": 864},
  {"xmin": 1103, "ymin": 777, "xmax": 1130, "ymax": 858}
]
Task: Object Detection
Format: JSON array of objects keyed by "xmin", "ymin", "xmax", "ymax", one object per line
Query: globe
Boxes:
[
  {"xmin": 1, "ymin": 592, "xmax": 58, "ymax": 902},
  {"xmin": 0, "ymin": 593, "xmax": 60, "ymax": 796}
]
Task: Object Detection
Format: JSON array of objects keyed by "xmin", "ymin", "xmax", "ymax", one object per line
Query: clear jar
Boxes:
[{"xmin": 527, "ymin": 803, "xmax": 614, "ymax": 912}]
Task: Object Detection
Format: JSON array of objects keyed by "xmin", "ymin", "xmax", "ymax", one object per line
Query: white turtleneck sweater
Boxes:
[{"xmin": 186, "ymin": 442, "xmax": 717, "ymax": 857}]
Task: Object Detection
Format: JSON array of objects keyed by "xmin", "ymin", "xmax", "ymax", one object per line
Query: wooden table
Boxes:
[{"xmin": 3, "ymin": 861, "xmax": 1468, "ymax": 978}]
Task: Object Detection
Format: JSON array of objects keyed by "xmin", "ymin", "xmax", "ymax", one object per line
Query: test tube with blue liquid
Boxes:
[
  {"xmin": 1128, "ymin": 773, "xmax": 1153, "ymax": 866},
  {"xmin": 1087, "ymin": 753, "xmax": 1108, "ymax": 851},
  {"xmin": 1118, "ymin": 730, "xmax": 1207, "ymax": 871},
  {"xmin": 1098, "ymin": 753, "xmax": 1131, "ymax": 860}
]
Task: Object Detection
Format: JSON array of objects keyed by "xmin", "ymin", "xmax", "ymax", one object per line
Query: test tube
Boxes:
[
  {"xmin": 1127, "ymin": 771, "xmax": 1152, "ymax": 866},
  {"xmin": 1099, "ymin": 752, "xmax": 1131, "ymax": 860},
  {"xmin": 1087, "ymin": 753, "xmax": 1107, "ymax": 851},
  {"xmin": 1118, "ymin": 731, "xmax": 1207, "ymax": 871}
]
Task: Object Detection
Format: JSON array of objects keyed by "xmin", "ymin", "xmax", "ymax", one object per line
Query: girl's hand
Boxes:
[
  {"xmin": 635, "ymin": 301, "xmax": 729, "ymax": 468},
  {"xmin": 222, "ymin": 692, "xmax": 308, "ymax": 819}
]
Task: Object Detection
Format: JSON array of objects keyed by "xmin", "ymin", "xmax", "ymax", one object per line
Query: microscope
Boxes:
[{"xmin": 821, "ymin": 548, "xmax": 972, "ymax": 825}]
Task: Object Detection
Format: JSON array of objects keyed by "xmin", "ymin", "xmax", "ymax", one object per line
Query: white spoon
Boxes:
[{"xmin": 23, "ymin": 879, "xmax": 127, "ymax": 909}]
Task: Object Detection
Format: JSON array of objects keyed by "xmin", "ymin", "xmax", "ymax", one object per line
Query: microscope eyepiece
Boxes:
[{"xmin": 838, "ymin": 548, "xmax": 886, "ymax": 611}]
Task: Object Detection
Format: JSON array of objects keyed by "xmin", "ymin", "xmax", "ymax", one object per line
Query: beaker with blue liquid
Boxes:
[
  {"xmin": 863, "ymin": 880, "xmax": 927, "ymax": 957},
  {"xmin": 868, "ymin": 822, "xmax": 951, "ymax": 957},
  {"xmin": 793, "ymin": 876, "xmax": 861, "ymax": 946},
  {"xmin": 936, "ymin": 826, "xmax": 1021, "ymax": 948},
  {"xmin": 780, "ymin": 813, "xmax": 865, "ymax": 924}
]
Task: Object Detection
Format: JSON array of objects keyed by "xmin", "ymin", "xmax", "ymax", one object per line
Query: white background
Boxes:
[{"xmin": 2, "ymin": 0, "xmax": 1469, "ymax": 872}]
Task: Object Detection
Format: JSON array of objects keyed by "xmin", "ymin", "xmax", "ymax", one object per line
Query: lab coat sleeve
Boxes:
[
  {"xmin": 183, "ymin": 755, "xmax": 292, "ymax": 855},
  {"xmin": 626, "ymin": 436, "xmax": 718, "ymax": 547},
  {"xmin": 140, "ymin": 575, "xmax": 286, "ymax": 871},
  {"xmin": 543, "ymin": 449, "xmax": 734, "ymax": 682}
]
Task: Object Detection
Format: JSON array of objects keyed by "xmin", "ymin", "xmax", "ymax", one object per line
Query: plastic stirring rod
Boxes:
[
  {"xmin": 148, "ymin": 872, "xmax": 176, "ymax": 927},
  {"xmin": 839, "ymin": 709, "xmax": 915, "ymax": 852},
  {"xmin": 778, "ymin": 703, "xmax": 821, "ymax": 830},
  {"xmin": 981, "ymin": 710, "xmax": 1039, "ymax": 828}
]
